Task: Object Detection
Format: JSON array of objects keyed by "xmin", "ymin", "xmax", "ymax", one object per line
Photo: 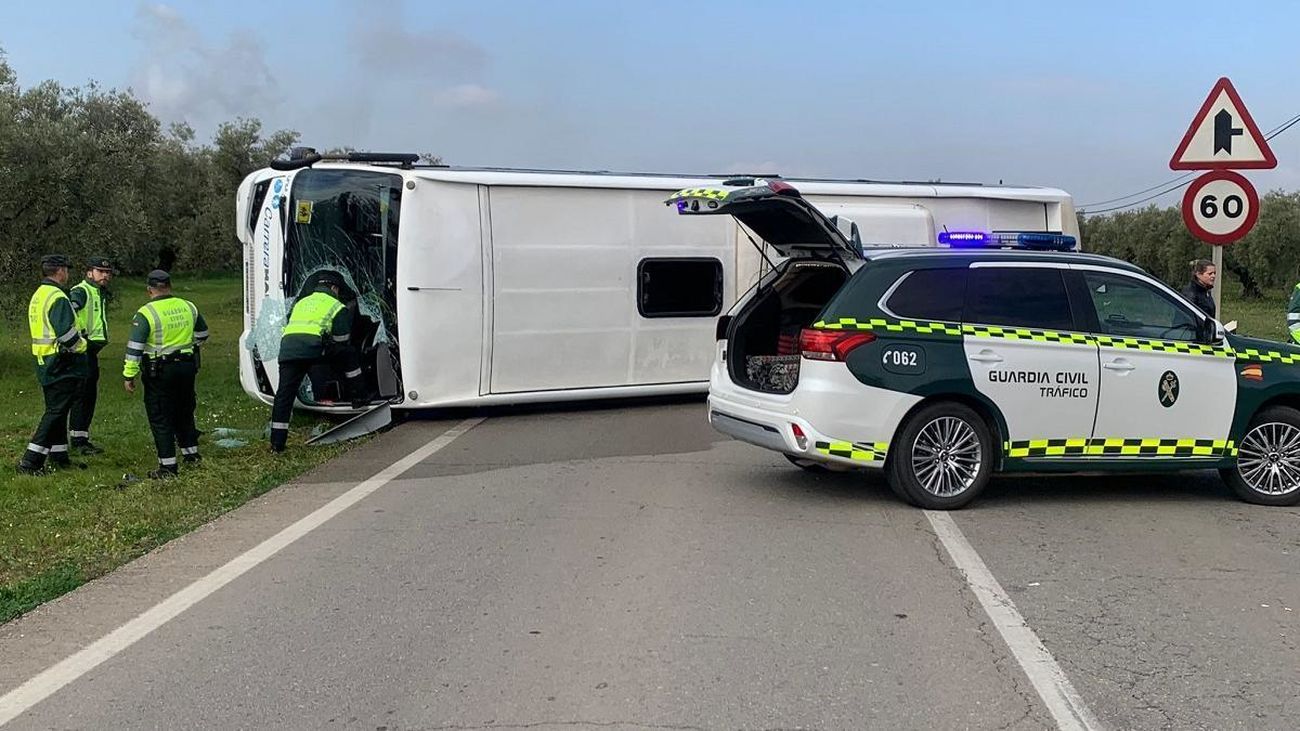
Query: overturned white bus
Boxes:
[{"xmin": 236, "ymin": 150, "xmax": 1079, "ymax": 414}]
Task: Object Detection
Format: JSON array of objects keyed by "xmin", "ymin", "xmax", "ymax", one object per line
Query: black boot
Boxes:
[
  {"xmin": 17, "ymin": 461, "xmax": 46, "ymax": 475},
  {"xmin": 148, "ymin": 465, "xmax": 179, "ymax": 480},
  {"xmin": 183, "ymin": 454, "xmax": 202, "ymax": 465},
  {"xmin": 49, "ymin": 457, "xmax": 87, "ymax": 471},
  {"xmin": 72, "ymin": 440, "xmax": 104, "ymax": 456}
]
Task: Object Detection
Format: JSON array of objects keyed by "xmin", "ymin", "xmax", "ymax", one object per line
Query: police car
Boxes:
[{"xmin": 669, "ymin": 182, "xmax": 1300, "ymax": 509}]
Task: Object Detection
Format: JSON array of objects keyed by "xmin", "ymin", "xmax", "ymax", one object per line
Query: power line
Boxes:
[{"xmin": 1079, "ymin": 112, "xmax": 1300, "ymax": 213}]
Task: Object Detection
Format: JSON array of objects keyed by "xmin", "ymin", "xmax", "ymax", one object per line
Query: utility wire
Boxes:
[{"xmin": 1079, "ymin": 112, "xmax": 1300, "ymax": 214}]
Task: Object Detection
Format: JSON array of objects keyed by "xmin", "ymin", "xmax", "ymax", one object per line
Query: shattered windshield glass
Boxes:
[{"xmin": 247, "ymin": 167, "xmax": 403, "ymax": 404}]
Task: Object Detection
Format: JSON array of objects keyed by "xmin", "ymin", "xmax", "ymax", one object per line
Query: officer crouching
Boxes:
[
  {"xmin": 269, "ymin": 271, "xmax": 367, "ymax": 453},
  {"xmin": 122, "ymin": 270, "xmax": 209, "ymax": 479}
]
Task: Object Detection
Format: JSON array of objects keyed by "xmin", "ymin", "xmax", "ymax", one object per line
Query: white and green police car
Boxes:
[{"xmin": 669, "ymin": 181, "xmax": 1300, "ymax": 509}]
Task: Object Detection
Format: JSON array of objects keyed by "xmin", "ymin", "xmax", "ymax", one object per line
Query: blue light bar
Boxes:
[
  {"xmin": 937, "ymin": 230, "xmax": 1077, "ymax": 251},
  {"xmin": 998, "ymin": 232, "xmax": 1077, "ymax": 251},
  {"xmin": 937, "ymin": 231, "xmax": 994, "ymax": 246}
]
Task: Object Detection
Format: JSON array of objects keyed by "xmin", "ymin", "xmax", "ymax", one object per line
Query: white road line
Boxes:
[
  {"xmin": 924, "ymin": 510, "xmax": 1103, "ymax": 731},
  {"xmin": 0, "ymin": 417, "xmax": 485, "ymax": 727}
]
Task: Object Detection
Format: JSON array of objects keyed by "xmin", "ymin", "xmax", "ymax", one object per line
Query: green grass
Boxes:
[
  {"xmin": 1220, "ymin": 287, "xmax": 1291, "ymax": 342},
  {"xmin": 1, "ymin": 276, "xmax": 353, "ymax": 623}
]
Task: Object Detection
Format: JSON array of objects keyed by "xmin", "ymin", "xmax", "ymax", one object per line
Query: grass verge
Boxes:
[{"xmin": 1, "ymin": 275, "xmax": 352, "ymax": 623}]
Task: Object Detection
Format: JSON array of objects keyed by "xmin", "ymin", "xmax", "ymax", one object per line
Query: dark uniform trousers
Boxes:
[
  {"xmin": 69, "ymin": 341, "xmax": 105, "ymax": 441},
  {"xmin": 142, "ymin": 355, "xmax": 200, "ymax": 464},
  {"xmin": 24, "ymin": 376, "xmax": 83, "ymax": 467},
  {"xmin": 269, "ymin": 350, "xmax": 363, "ymax": 451}
]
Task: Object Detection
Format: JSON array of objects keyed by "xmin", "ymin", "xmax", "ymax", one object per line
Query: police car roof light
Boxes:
[
  {"xmin": 937, "ymin": 231, "xmax": 994, "ymax": 246},
  {"xmin": 998, "ymin": 232, "xmax": 1077, "ymax": 251},
  {"xmin": 937, "ymin": 230, "xmax": 1077, "ymax": 251}
]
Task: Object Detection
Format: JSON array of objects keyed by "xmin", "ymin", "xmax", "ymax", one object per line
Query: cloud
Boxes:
[
  {"xmin": 129, "ymin": 3, "xmax": 279, "ymax": 131},
  {"xmin": 431, "ymin": 84, "xmax": 501, "ymax": 110}
]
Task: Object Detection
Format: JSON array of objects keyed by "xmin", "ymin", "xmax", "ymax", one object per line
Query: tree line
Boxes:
[
  {"xmin": 1079, "ymin": 193, "xmax": 1300, "ymax": 297},
  {"xmin": 2, "ymin": 48, "xmax": 1297, "ymax": 315},
  {"xmin": 0, "ymin": 52, "xmax": 299, "ymax": 311}
]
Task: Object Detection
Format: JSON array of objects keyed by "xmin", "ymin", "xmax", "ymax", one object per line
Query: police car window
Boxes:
[
  {"xmin": 965, "ymin": 268, "xmax": 1074, "ymax": 331},
  {"xmin": 1082, "ymin": 271, "xmax": 1199, "ymax": 341},
  {"xmin": 885, "ymin": 268, "xmax": 967, "ymax": 322}
]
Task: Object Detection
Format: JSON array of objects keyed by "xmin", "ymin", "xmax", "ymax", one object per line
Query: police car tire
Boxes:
[
  {"xmin": 887, "ymin": 402, "xmax": 993, "ymax": 510},
  {"xmin": 1222, "ymin": 406, "xmax": 1300, "ymax": 506}
]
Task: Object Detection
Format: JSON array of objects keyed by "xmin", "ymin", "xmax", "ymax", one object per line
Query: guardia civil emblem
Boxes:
[{"xmin": 1159, "ymin": 371, "xmax": 1179, "ymax": 408}]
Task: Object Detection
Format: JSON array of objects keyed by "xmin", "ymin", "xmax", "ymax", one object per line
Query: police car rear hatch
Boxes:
[{"xmin": 666, "ymin": 180, "xmax": 862, "ymax": 261}]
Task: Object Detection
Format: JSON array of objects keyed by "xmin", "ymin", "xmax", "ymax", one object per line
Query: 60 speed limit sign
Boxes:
[{"xmin": 1181, "ymin": 169, "xmax": 1259, "ymax": 245}]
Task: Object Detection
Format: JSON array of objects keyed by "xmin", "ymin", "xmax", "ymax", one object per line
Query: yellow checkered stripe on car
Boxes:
[
  {"xmin": 1094, "ymin": 335, "xmax": 1233, "ymax": 358},
  {"xmin": 812, "ymin": 317, "xmax": 1241, "ymax": 356},
  {"xmin": 1003, "ymin": 438, "xmax": 1237, "ymax": 458},
  {"xmin": 813, "ymin": 317, "xmax": 963, "ymax": 336},
  {"xmin": 670, "ymin": 187, "xmax": 730, "ymax": 200},
  {"xmin": 1235, "ymin": 347, "xmax": 1300, "ymax": 365},
  {"xmin": 962, "ymin": 324, "xmax": 1093, "ymax": 345},
  {"xmin": 815, "ymin": 440, "xmax": 888, "ymax": 462}
]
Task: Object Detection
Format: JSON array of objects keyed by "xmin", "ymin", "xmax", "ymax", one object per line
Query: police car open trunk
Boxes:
[
  {"xmin": 668, "ymin": 181, "xmax": 861, "ymax": 394},
  {"xmin": 254, "ymin": 167, "xmax": 404, "ymax": 408}
]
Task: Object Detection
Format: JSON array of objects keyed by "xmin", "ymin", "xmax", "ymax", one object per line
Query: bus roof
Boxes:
[{"xmin": 298, "ymin": 161, "xmax": 1074, "ymax": 203}]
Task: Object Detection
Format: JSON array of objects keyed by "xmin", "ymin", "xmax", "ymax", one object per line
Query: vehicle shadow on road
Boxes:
[
  {"xmin": 738, "ymin": 462, "xmax": 900, "ymax": 507},
  {"xmin": 975, "ymin": 470, "xmax": 1238, "ymax": 508}
]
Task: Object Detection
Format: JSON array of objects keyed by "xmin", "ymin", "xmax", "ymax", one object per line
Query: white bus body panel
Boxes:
[{"xmin": 237, "ymin": 164, "xmax": 1078, "ymax": 412}]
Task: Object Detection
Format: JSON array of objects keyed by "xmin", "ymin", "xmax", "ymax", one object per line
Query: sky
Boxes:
[{"xmin": 3, "ymin": 0, "xmax": 1300, "ymax": 210}]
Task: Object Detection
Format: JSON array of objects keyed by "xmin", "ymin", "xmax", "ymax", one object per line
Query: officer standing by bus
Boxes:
[
  {"xmin": 1287, "ymin": 273, "xmax": 1300, "ymax": 344},
  {"xmin": 123, "ymin": 270, "xmax": 209, "ymax": 478},
  {"xmin": 269, "ymin": 271, "xmax": 365, "ymax": 453},
  {"xmin": 18, "ymin": 255, "xmax": 88, "ymax": 474},
  {"xmin": 67, "ymin": 255, "xmax": 114, "ymax": 455}
]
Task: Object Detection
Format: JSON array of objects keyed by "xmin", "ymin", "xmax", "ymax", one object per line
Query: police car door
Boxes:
[
  {"xmin": 963, "ymin": 264, "xmax": 1100, "ymax": 457},
  {"xmin": 1073, "ymin": 267, "xmax": 1236, "ymax": 456}
]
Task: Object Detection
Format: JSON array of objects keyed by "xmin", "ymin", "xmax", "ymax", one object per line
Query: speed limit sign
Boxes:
[{"xmin": 1181, "ymin": 169, "xmax": 1259, "ymax": 245}]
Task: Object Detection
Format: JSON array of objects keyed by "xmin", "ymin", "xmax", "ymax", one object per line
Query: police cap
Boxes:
[
  {"xmin": 147, "ymin": 269, "xmax": 172, "ymax": 286},
  {"xmin": 87, "ymin": 255, "xmax": 114, "ymax": 271},
  {"xmin": 40, "ymin": 254, "xmax": 71, "ymax": 269},
  {"xmin": 316, "ymin": 270, "xmax": 344, "ymax": 289}
]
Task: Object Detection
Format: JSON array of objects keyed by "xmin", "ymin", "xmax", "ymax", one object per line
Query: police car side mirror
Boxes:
[{"xmin": 1197, "ymin": 318, "xmax": 1221, "ymax": 343}]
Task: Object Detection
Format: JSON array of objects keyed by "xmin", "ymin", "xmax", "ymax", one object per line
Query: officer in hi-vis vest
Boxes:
[
  {"xmin": 1287, "ymin": 277, "xmax": 1300, "ymax": 344},
  {"xmin": 269, "ymin": 271, "xmax": 365, "ymax": 452},
  {"xmin": 67, "ymin": 255, "xmax": 115, "ymax": 455},
  {"xmin": 123, "ymin": 270, "xmax": 209, "ymax": 479},
  {"xmin": 19, "ymin": 255, "xmax": 88, "ymax": 475}
]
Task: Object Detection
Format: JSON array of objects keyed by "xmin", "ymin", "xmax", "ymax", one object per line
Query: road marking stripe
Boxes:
[
  {"xmin": 925, "ymin": 510, "xmax": 1102, "ymax": 731},
  {"xmin": 0, "ymin": 417, "xmax": 485, "ymax": 727}
]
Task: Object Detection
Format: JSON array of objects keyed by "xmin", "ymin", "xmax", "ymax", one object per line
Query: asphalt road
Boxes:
[{"xmin": 2, "ymin": 401, "xmax": 1298, "ymax": 730}]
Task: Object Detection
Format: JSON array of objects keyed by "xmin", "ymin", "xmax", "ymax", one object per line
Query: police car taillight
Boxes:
[
  {"xmin": 799, "ymin": 329, "xmax": 875, "ymax": 361},
  {"xmin": 790, "ymin": 423, "xmax": 809, "ymax": 450}
]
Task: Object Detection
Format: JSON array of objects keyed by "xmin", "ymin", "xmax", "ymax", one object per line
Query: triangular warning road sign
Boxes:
[{"xmin": 1170, "ymin": 77, "xmax": 1277, "ymax": 170}]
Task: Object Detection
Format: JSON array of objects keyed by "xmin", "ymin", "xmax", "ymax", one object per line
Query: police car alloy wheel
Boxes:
[
  {"xmin": 1223, "ymin": 406, "xmax": 1300, "ymax": 506},
  {"xmin": 888, "ymin": 402, "xmax": 993, "ymax": 510}
]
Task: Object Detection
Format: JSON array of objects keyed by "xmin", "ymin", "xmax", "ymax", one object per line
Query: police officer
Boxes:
[
  {"xmin": 123, "ymin": 270, "xmax": 209, "ymax": 478},
  {"xmin": 269, "ymin": 271, "xmax": 365, "ymax": 452},
  {"xmin": 67, "ymin": 256, "xmax": 114, "ymax": 455},
  {"xmin": 1182, "ymin": 258, "xmax": 1217, "ymax": 319},
  {"xmin": 1288, "ymin": 273, "xmax": 1300, "ymax": 344},
  {"xmin": 18, "ymin": 255, "xmax": 88, "ymax": 474}
]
